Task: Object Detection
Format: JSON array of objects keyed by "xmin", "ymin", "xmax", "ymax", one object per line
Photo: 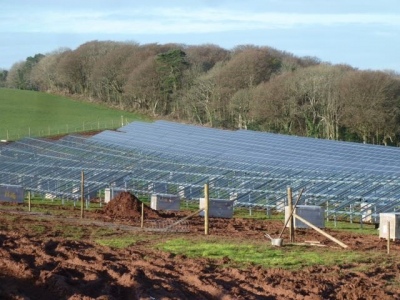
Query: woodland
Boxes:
[{"xmin": 1, "ymin": 40, "xmax": 400, "ymax": 145}]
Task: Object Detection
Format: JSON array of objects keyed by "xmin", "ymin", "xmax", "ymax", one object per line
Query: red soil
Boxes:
[
  {"xmin": 0, "ymin": 196, "xmax": 399, "ymax": 300},
  {"xmin": 103, "ymin": 191, "xmax": 160, "ymax": 220}
]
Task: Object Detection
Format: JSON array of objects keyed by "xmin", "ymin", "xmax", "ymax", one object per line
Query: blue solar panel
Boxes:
[{"xmin": 1, "ymin": 120, "xmax": 400, "ymax": 221}]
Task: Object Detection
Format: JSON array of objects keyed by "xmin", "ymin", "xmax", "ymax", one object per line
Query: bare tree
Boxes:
[
  {"xmin": 340, "ymin": 70, "xmax": 400, "ymax": 144},
  {"xmin": 0, "ymin": 69, "xmax": 7, "ymax": 87},
  {"xmin": 180, "ymin": 69, "xmax": 221, "ymax": 126},
  {"xmin": 124, "ymin": 56, "xmax": 161, "ymax": 115},
  {"xmin": 90, "ymin": 43, "xmax": 140, "ymax": 107},
  {"xmin": 57, "ymin": 41, "xmax": 118, "ymax": 96},
  {"xmin": 5, "ymin": 61, "xmax": 26, "ymax": 89},
  {"xmin": 185, "ymin": 44, "xmax": 229, "ymax": 72},
  {"xmin": 30, "ymin": 48, "xmax": 70, "ymax": 92},
  {"xmin": 213, "ymin": 46, "xmax": 282, "ymax": 128},
  {"xmin": 250, "ymin": 72, "xmax": 299, "ymax": 134},
  {"xmin": 289, "ymin": 64, "xmax": 350, "ymax": 139}
]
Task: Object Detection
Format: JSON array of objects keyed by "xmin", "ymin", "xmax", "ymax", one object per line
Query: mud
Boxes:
[
  {"xmin": 103, "ymin": 191, "xmax": 160, "ymax": 220},
  {"xmin": 0, "ymin": 193, "xmax": 400, "ymax": 300}
]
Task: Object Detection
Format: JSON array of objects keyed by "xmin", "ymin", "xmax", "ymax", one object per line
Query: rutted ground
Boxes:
[{"xmin": 0, "ymin": 193, "xmax": 399, "ymax": 300}]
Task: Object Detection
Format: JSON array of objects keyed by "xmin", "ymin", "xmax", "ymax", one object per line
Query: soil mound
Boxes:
[{"xmin": 104, "ymin": 191, "xmax": 160, "ymax": 219}]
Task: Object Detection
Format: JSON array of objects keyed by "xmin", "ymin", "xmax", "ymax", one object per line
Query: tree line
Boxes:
[{"xmin": 1, "ymin": 40, "xmax": 400, "ymax": 145}]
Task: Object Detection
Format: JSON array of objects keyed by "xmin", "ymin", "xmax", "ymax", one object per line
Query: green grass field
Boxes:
[
  {"xmin": 0, "ymin": 88, "xmax": 150, "ymax": 140},
  {"xmin": 157, "ymin": 237, "xmax": 370, "ymax": 269}
]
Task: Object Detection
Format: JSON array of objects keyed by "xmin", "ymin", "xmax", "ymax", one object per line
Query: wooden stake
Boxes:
[
  {"xmin": 288, "ymin": 187, "xmax": 294, "ymax": 242},
  {"xmin": 204, "ymin": 183, "xmax": 209, "ymax": 235},
  {"xmin": 28, "ymin": 191, "xmax": 31, "ymax": 212},
  {"xmin": 141, "ymin": 202, "xmax": 144, "ymax": 229},
  {"xmin": 278, "ymin": 188, "xmax": 304, "ymax": 239},
  {"xmin": 294, "ymin": 213, "xmax": 348, "ymax": 249},
  {"xmin": 81, "ymin": 170, "xmax": 84, "ymax": 219},
  {"xmin": 387, "ymin": 221, "xmax": 390, "ymax": 254}
]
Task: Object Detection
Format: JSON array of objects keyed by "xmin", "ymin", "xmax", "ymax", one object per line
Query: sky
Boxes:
[{"xmin": 1, "ymin": 0, "xmax": 400, "ymax": 72}]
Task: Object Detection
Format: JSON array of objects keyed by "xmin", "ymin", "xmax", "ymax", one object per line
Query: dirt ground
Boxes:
[{"xmin": 0, "ymin": 192, "xmax": 400, "ymax": 300}]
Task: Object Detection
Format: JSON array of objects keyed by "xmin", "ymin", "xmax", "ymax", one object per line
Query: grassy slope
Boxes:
[{"xmin": 0, "ymin": 88, "xmax": 149, "ymax": 140}]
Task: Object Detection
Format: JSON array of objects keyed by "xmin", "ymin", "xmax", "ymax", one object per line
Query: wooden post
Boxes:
[
  {"xmin": 204, "ymin": 183, "xmax": 209, "ymax": 235},
  {"xmin": 288, "ymin": 187, "xmax": 294, "ymax": 242},
  {"xmin": 141, "ymin": 202, "xmax": 144, "ymax": 229},
  {"xmin": 278, "ymin": 188, "xmax": 304, "ymax": 239},
  {"xmin": 28, "ymin": 191, "xmax": 31, "ymax": 212},
  {"xmin": 81, "ymin": 170, "xmax": 84, "ymax": 219},
  {"xmin": 294, "ymin": 213, "xmax": 349, "ymax": 249},
  {"xmin": 387, "ymin": 221, "xmax": 390, "ymax": 254}
]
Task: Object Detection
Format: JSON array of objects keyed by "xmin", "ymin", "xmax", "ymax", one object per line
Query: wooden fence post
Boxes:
[
  {"xmin": 28, "ymin": 191, "xmax": 31, "ymax": 212},
  {"xmin": 204, "ymin": 183, "xmax": 209, "ymax": 235},
  {"xmin": 81, "ymin": 170, "xmax": 84, "ymax": 219},
  {"xmin": 387, "ymin": 221, "xmax": 390, "ymax": 254},
  {"xmin": 141, "ymin": 202, "xmax": 144, "ymax": 229},
  {"xmin": 288, "ymin": 187, "xmax": 294, "ymax": 242}
]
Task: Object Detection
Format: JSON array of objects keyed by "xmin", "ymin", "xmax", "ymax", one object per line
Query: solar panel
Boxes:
[{"xmin": 1, "ymin": 120, "xmax": 400, "ymax": 222}]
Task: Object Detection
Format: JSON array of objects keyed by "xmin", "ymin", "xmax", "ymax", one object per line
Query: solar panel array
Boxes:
[{"xmin": 1, "ymin": 120, "xmax": 400, "ymax": 222}]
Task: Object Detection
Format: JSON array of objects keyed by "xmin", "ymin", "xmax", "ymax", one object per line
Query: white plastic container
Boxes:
[
  {"xmin": 104, "ymin": 188, "xmax": 111, "ymax": 203},
  {"xmin": 285, "ymin": 205, "xmax": 325, "ymax": 228},
  {"xmin": 379, "ymin": 213, "xmax": 400, "ymax": 240},
  {"xmin": 151, "ymin": 194, "xmax": 180, "ymax": 211},
  {"xmin": 199, "ymin": 198, "xmax": 234, "ymax": 218},
  {"xmin": 0, "ymin": 185, "xmax": 24, "ymax": 203}
]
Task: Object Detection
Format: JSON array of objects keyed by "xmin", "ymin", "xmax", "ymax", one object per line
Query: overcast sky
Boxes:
[{"xmin": 1, "ymin": 0, "xmax": 400, "ymax": 72}]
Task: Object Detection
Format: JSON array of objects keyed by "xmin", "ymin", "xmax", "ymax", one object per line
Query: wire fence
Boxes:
[
  {"xmin": 1, "ymin": 117, "xmax": 132, "ymax": 141},
  {"xmin": 145, "ymin": 219, "xmax": 191, "ymax": 233}
]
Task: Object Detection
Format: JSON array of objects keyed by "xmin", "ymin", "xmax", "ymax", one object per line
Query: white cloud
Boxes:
[
  {"xmin": 2, "ymin": 8, "xmax": 400, "ymax": 34},
  {"xmin": 1, "ymin": 1, "xmax": 400, "ymax": 71}
]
